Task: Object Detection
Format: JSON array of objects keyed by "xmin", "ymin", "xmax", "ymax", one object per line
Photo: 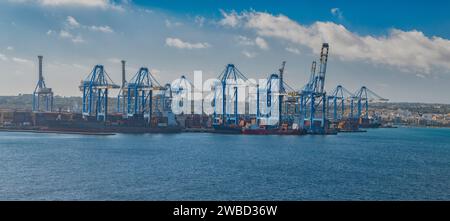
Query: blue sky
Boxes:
[
  {"xmin": 136, "ymin": 0, "xmax": 450, "ymax": 37},
  {"xmin": 1, "ymin": 0, "xmax": 450, "ymax": 103}
]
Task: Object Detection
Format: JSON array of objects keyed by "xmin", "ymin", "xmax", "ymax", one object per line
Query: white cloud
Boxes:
[
  {"xmin": 194, "ymin": 15, "xmax": 206, "ymax": 27},
  {"xmin": 9, "ymin": 0, "xmax": 120, "ymax": 9},
  {"xmin": 66, "ymin": 16, "xmax": 80, "ymax": 28},
  {"xmin": 165, "ymin": 37, "xmax": 210, "ymax": 49},
  {"xmin": 52, "ymin": 16, "xmax": 112, "ymax": 43},
  {"xmin": 0, "ymin": 53, "xmax": 8, "ymax": 61},
  {"xmin": 8, "ymin": 0, "xmax": 28, "ymax": 3},
  {"xmin": 236, "ymin": 35, "xmax": 254, "ymax": 46},
  {"xmin": 242, "ymin": 50, "xmax": 257, "ymax": 58},
  {"xmin": 65, "ymin": 16, "xmax": 114, "ymax": 33},
  {"xmin": 12, "ymin": 57, "xmax": 31, "ymax": 64},
  {"xmin": 331, "ymin": 8, "xmax": 343, "ymax": 19},
  {"xmin": 6, "ymin": 46, "xmax": 14, "ymax": 51},
  {"xmin": 59, "ymin": 30, "xmax": 73, "ymax": 38},
  {"xmin": 255, "ymin": 37, "xmax": 269, "ymax": 50},
  {"xmin": 219, "ymin": 9, "xmax": 241, "ymax": 28},
  {"xmin": 286, "ymin": 47, "xmax": 301, "ymax": 55},
  {"xmin": 89, "ymin": 25, "xmax": 114, "ymax": 33},
  {"xmin": 71, "ymin": 35, "xmax": 84, "ymax": 43},
  {"xmin": 9, "ymin": 0, "xmax": 125, "ymax": 11},
  {"xmin": 41, "ymin": 0, "xmax": 109, "ymax": 7},
  {"xmin": 219, "ymin": 10, "xmax": 450, "ymax": 74},
  {"xmin": 236, "ymin": 35, "xmax": 269, "ymax": 50},
  {"xmin": 165, "ymin": 19, "xmax": 182, "ymax": 28},
  {"xmin": 416, "ymin": 73, "xmax": 426, "ymax": 79},
  {"xmin": 59, "ymin": 30, "xmax": 84, "ymax": 43},
  {"xmin": 142, "ymin": 9, "xmax": 153, "ymax": 14}
]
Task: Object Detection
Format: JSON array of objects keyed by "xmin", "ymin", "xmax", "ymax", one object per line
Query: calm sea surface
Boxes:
[{"xmin": 0, "ymin": 127, "xmax": 449, "ymax": 200}]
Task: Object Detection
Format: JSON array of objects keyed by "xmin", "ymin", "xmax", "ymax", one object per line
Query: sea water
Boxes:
[{"xmin": 0, "ymin": 127, "xmax": 449, "ymax": 200}]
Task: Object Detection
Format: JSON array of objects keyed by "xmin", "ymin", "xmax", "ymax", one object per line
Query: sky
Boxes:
[{"xmin": 0, "ymin": 0, "xmax": 450, "ymax": 103}]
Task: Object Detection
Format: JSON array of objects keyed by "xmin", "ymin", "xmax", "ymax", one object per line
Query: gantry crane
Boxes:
[
  {"xmin": 213, "ymin": 64, "xmax": 249, "ymax": 127},
  {"xmin": 258, "ymin": 62, "xmax": 296, "ymax": 127},
  {"xmin": 125, "ymin": 67, "xmax": 162, "ymax": 124},
  {"xmin": 257, "ymin": 73, "xmax": 281, "ymax": 126},
  {"xmin": 351, "ymin": 86, "xmax": 388, "ymax": 120},
  {"xmin": 171, "ymin": 75, "xmax": 194, "ymax": 115},
  {"xmin": 327, "ymin": 85, "xmax": 354, "ymax": 122},
  {"xmin": 80, "ymin": 65, "xmax": 119, "ymax": 121},
  {"xmin": 33, "ymin": 55, "xmax": 53, "ymax": 112},
  {"xmin": 299, "ymin": 43, "xmax": 330, "ymax": 133}
]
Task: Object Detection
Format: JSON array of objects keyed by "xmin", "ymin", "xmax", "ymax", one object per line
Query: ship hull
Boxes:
[
  {"xmin": 242, "ymin": 128, "xmax": 306, "ymax": 135},
  {"xmin": 211, "ymin": 125, "xmax": 242, "ymax": 134},
  {"xmin": 41, "ymin": 120, "xmax": 182, "ymax": 134}
]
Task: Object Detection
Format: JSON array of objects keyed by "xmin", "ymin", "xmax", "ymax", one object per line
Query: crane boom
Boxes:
[
  {"xmin": 317, "ymin": 43, "xmax": 329, "ymax": 94},
  {"xmin": 279, "ymin": 61, "xmax": 286, "ymax": 93}
]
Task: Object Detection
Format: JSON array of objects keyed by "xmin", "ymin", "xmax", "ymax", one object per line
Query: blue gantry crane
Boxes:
[
  {"xmin": 327, "ymin": 85, "xmax": 354, "ymax": 122},
  {"xmin": 299, "ymin": 43, "xmax": 330, "ymax": 133},
  {"xmin": 124, "ymin": 67, "xmax": 162, "ymax": 124},
  {"xmin": 352, "ymin": 86, "xmax": 388, "ymax": 120},
  {"xmin": 254, "ymin": 62, "xmax": 296, "ymax": 127},
  {"xmin": 213, "ymin": 64, "xmax": 249, "ymax": 127},
  {"xmin": 171, "ymin": 75, "xmax": 193, "ymax": 114},
  {"xmin": 80, "ymin": 65, "xmax": 119, "ymax": 121},
  {"xmin": 32, "ymin": 55, "xmax": 53, "ymax": 112},
  {"xmin": 257, "ymin": 73, "xmax": 281, "ymax": 126}
]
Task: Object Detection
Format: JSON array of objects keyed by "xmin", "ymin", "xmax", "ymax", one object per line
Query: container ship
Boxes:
[{"xmin": 0, "ymin": 111, "xmax": 182, "ymax": 134}]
